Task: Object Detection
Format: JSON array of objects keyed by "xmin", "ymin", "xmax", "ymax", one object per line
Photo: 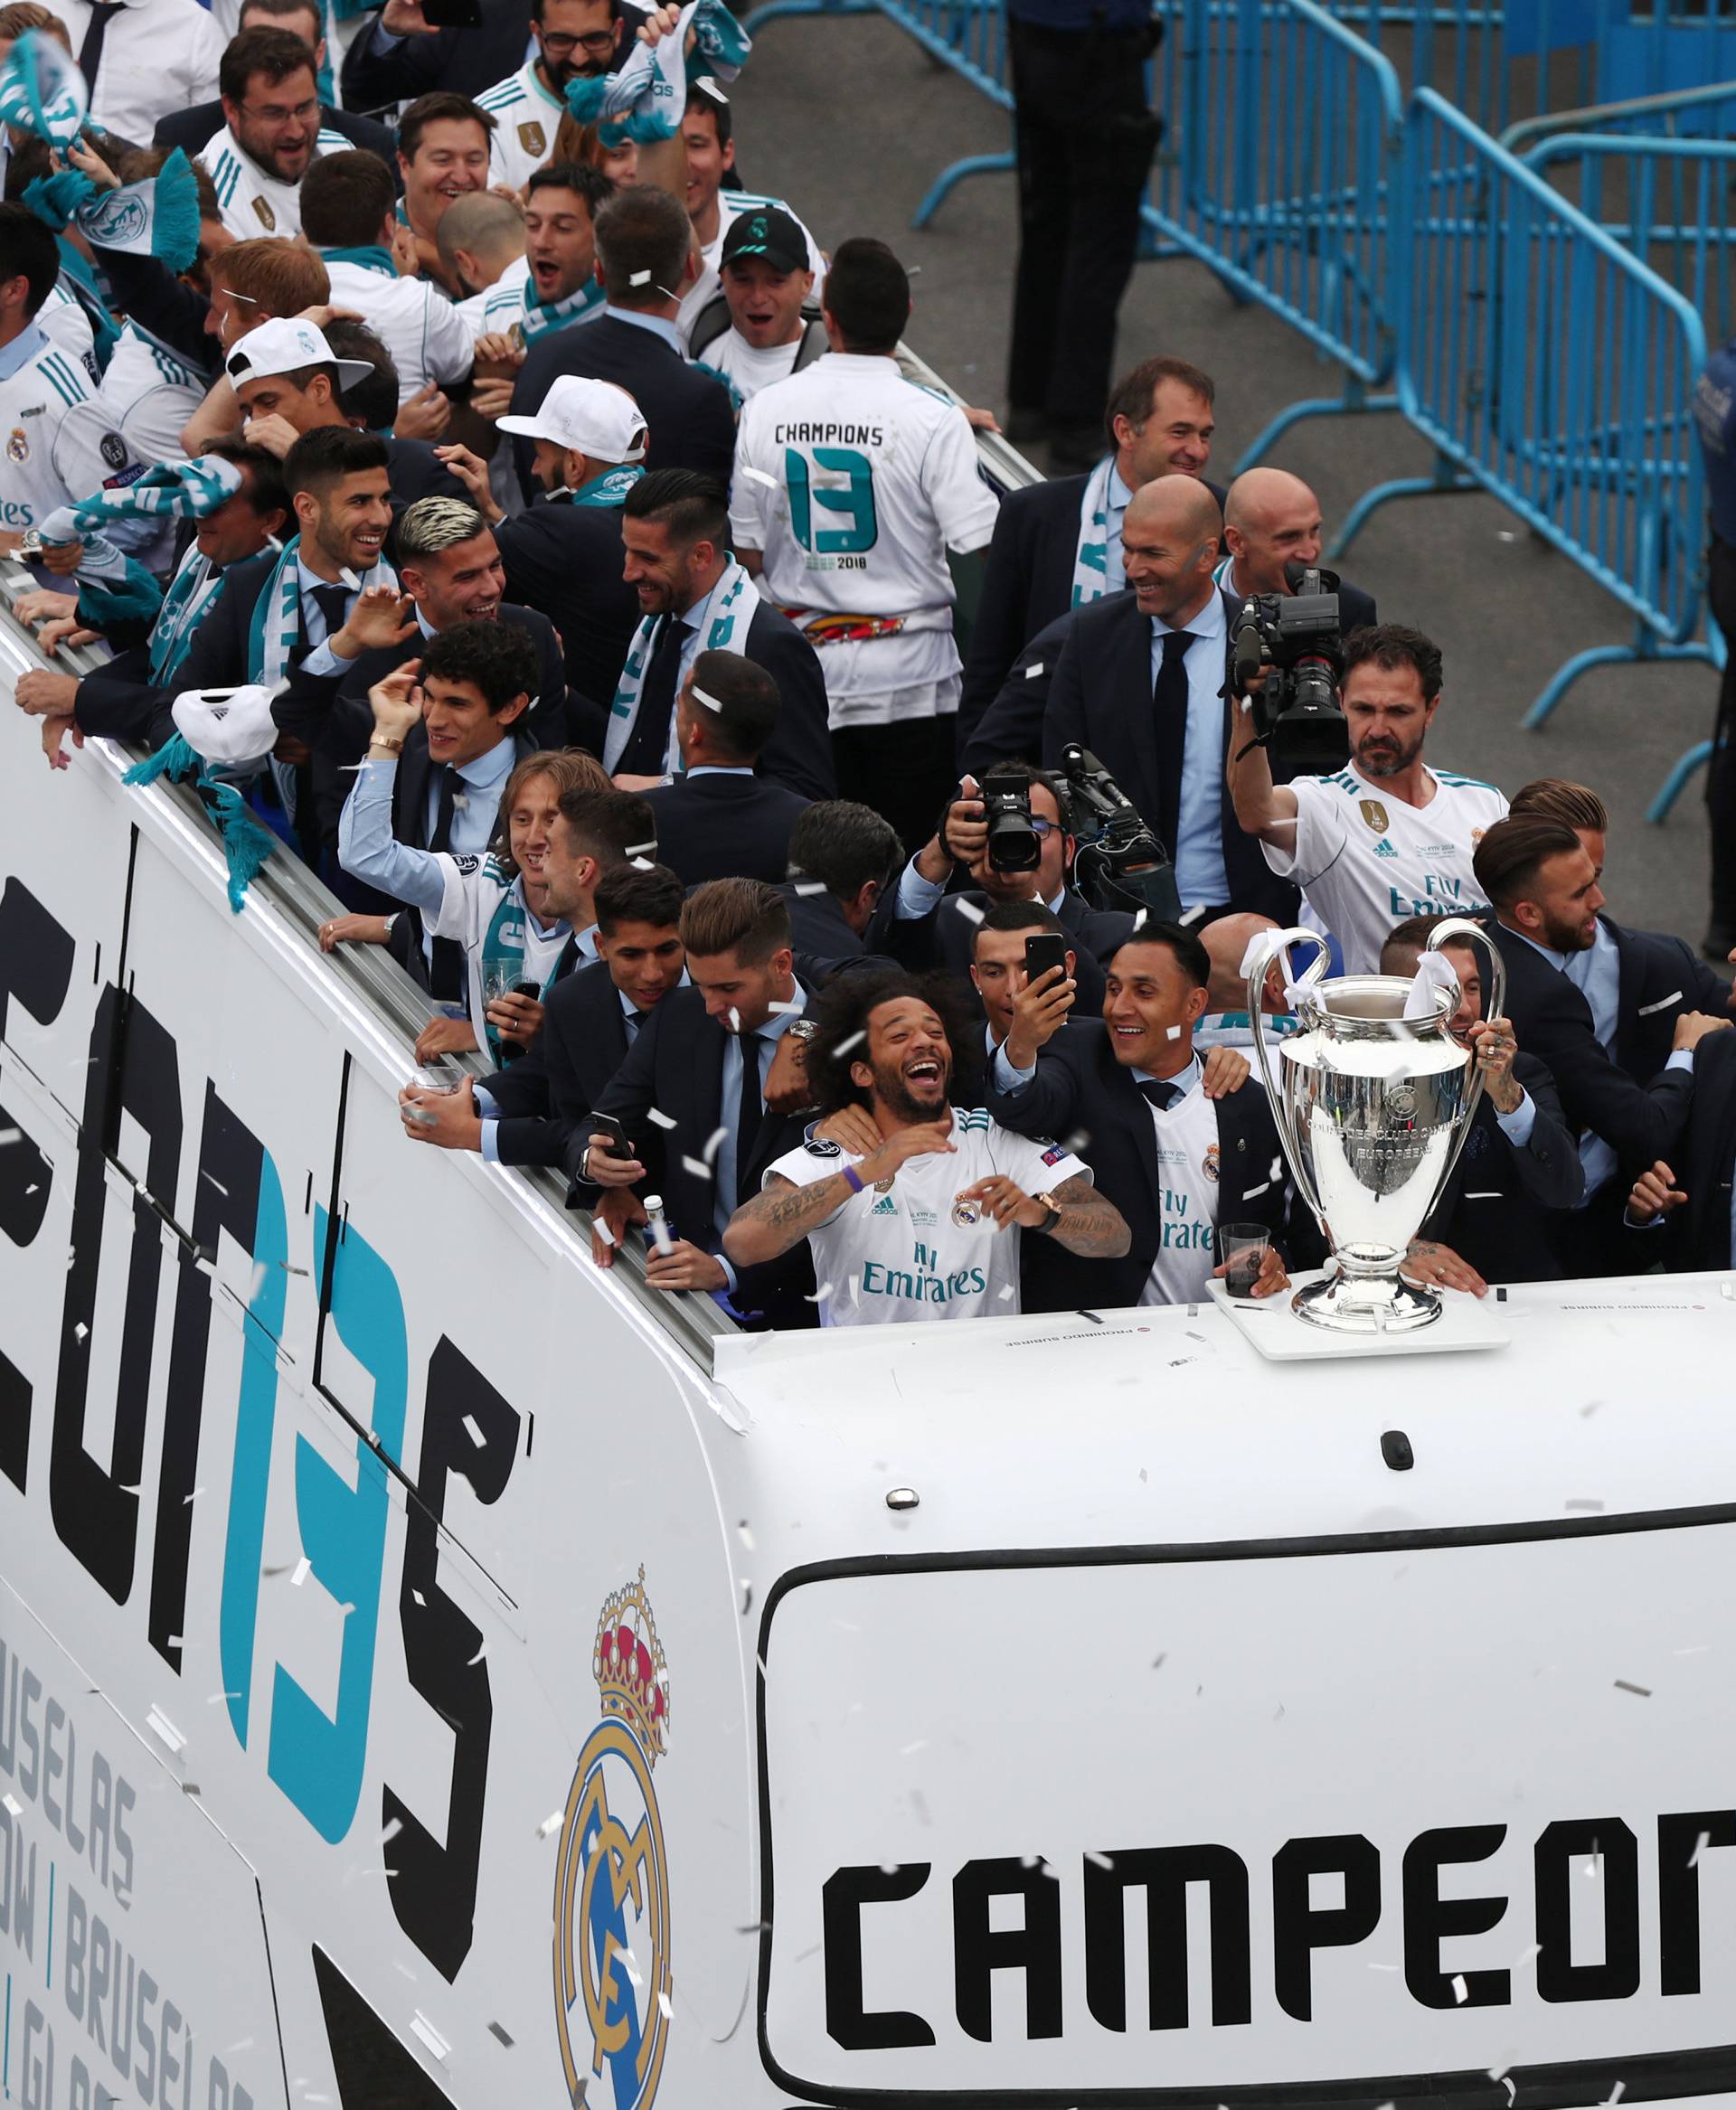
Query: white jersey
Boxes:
[
  {"xmin": 457, "ymin": 256, "xmax": 533, "ymax": 340},
  {"xmin": 762, "ymin": 1107, "xmax": 1088, "ymax": 1326},
  {"xmin": 731, "ymin": 352, "xmax": 1000, "ymax": 723},
  {"xmin": 677, "ymin": 188, "xmax": 826, "ymax": 348},
  {"xmin": 426, "ymin": 852, "xmax": 571, "ymax": 1057},
  {"xmin": 0, "ymin": 325, "xmax": 147, "ymax": 534},
  {"xmin": 1261, "ymin": 761, "xmax": 1510, "ymax": 975},
  {"xmin": 696, "ymin": 325, "xmax": 802, "ymax": 405},
  {"xmin": 95, "ymin": 323, "xmax": 205, "ymax": 465},
  {"xmin": 1136, "ymin": 1072, "xmax": 1223, "ymax": 1306},
  {"xmin": 476, "ymin": 61, "xmax": 566, "ymax": 193},
  {"xmin": 38, "ymin": 282, "xmax": 97, "ymax": 380},
  {"xmin": 198, "ymin": 124, "xmax": 349, "ymax": 240},
  {"xmin": 320, "ymin": 258, "xmax": 473, "ymax": 401}
]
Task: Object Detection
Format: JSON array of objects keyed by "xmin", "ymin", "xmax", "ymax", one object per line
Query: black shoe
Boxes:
[{"xmin": 1044, "ymin": 423, "xmax": 1108, "ymax": 475}]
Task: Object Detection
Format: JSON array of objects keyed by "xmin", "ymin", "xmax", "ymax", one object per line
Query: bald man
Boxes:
[
  {"xmin": 1036, "ymin": 476, "xmax": 1299, "ymax": 927},
  {"xmin": 958, "ymin": 353, "xmax": 1228, "ymax": 757},
  {"xmin": 1216, "ymin": 467, "xmax": 1378, "ymax": 632},
  {"xmin": 1194, "ymin": 910, "xmax": 1295, "ymax": 1048}
]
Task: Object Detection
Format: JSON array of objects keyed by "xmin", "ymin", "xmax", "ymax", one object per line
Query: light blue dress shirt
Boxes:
[
  {"xmin": 1148, "ymin": 589, "xmax": 1231, "ymax": 911},
  {"xmin": 601, "ymin": 304, "xmax": 684, "ymax": 356}
]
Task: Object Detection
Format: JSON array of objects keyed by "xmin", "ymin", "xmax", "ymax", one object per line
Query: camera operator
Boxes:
[
  {"xmin": 987, "ymin": 924, "xmax": 1304, "ymax": 1309},
  {"xmin": 1040, "ymin": 476, "xmax": 1299, "ymax": 925},
  {"xmin": 1228, "ymin": 623, "xmax": 1508, "ymax": 974},
  {"xmin": 873, "ymin": 761, "xmax": 1134, "ymax": 1011},
  {"xmin": 722, "ymin": 971, "xmax": 1129, "ymax": 1325},
  {"xmin": 1216, "ymin": 468, "xmax": 1377, "ymax": 629}
]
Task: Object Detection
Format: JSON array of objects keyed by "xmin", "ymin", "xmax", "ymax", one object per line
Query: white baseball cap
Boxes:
[
  {"xmin": 225, "ymin": 317, "xmax": 373, "ymax": 392},
  {"xmin": 171, "ymin": 683, "xmax": 281, "ymax": 769},
  {"xmin": 496, "ymin": 376, "xmax": 648, "ymax": 463}
]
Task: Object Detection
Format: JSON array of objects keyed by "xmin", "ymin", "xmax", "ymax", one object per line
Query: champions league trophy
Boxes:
[{"xmin": 1246, "ymin": 917, "xmax": 1506, "ymax": 1335}]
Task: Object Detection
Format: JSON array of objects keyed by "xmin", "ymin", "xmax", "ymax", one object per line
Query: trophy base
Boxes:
[
  {"xmin": 1291, "ymin": 1268, "xmax": 1441, "ymax": 1336},
  {"xmin": 1204, "ymin": 1271, "xmax": 1510, "ymax": 1361}
]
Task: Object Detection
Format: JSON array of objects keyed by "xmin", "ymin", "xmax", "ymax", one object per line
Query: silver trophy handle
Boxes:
[
  {"xmin": 1246, "ymin": 926, "xmax": 1331, "ymax": 1227},
  {"xmin": 1420, "ymin": 916, "xmax": 1509, "ymax": 1216}
]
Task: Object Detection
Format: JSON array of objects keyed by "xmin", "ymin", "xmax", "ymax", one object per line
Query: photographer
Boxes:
[
  {"xmin": 1217, "ymin": 468, "xmax": 1377, "ymax": 627},
  {"xmin": 1039, "ymin": 476, "xmax": 1299, "ymax": 924},
  {"xmin": 873, "ymin": 761, "xmax": 1134, "ymax": 1011},
  {"xmin": 1227, "ymin": 623, "xmax": 1508, "ymax": 975},
  {"xmin": 722, "ymin": 972, "xmax": 1129, "ymax": 1325}
]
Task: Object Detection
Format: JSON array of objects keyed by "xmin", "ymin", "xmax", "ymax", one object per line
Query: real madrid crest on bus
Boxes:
[{"xmin": 552, "ymin": 1568, "xmax": 673, "ymax": 2108}]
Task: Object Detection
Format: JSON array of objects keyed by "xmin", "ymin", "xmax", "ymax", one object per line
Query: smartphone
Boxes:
[
  {"xmin": 590, "ymin": 1112, "xmax": 633, "ymax": 1160},
  {"xmin": 421, "ymin": 0, "xmax": 483, "ymax": 25},
  {"xmin": 1024, "ymin": 933, "xmax": 1071, "ymax": 986}
]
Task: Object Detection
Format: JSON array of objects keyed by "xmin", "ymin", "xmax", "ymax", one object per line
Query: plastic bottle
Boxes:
[{"xmin": 643, "ymin": 1193, "xmax": 675, "ymax": 1258}]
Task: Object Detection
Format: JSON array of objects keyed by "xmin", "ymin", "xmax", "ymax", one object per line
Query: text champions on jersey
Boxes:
[{"xmin": 771, "ymin": 422, "xmax": 886, "ymax": 447}]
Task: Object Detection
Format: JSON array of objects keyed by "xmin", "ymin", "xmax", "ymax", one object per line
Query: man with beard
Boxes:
[
  {"xmin": 722, "ymin": 971, "xmax": 1129, "ymax": 1326},
  {"xmin": 476, "ymin": 0, "xmax": 627, "ymax": 194},
  {"xmin": 199, "ymin": 26, "xmax": 347, "ymax": 240},
  {"xmin": 1228, "ymin": 623, "xmax": 1508, "ymax": 973}
]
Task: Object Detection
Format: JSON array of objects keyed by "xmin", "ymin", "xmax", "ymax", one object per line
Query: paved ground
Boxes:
[{"xmin": 732, "ymin": 10, "xmax": 1723, "ymax": 954}]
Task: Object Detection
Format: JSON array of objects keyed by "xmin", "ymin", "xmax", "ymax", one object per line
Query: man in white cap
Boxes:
[
  {"xmin": 223, "ymin": 313, "xmax": 466, "ymax": 510},
  {"xmin": 437, "ymin": 375, "xmax": 646, "ymax": 733}
]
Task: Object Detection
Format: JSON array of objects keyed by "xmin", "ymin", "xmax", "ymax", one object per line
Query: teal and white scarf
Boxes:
[
  {"xmin": 317, "ymin": 243, "xmax": 396, "ymax": 278},
  {"xmin": 41, "ymin": 455, "xmax": 242, "ymax": 632},
  {"xmin": 564, "ymin": 0, "xmax": 750, "ymax": 145},
  {"xmin": 76, "ymin": 151, "xmax": 201, "ymax": 273},
  {"xmin": 517, "ymin": 271, "xmax": 605, "ymax": 344},
  {"xmin": 1071, "ymin": 453, "xmax": 1117, "ymax": 608},
  {"xmin": 0, "ymin": 29, "xmax": 86, "ymax": 148},
  {"xmin": 604, "ymin": 555, "xmax": 757, "ymax": 773},
  {"xmin": 568, "ymin": 465, "xmax": 643, "ymax": 507},
  {"xmin": 147, "ymin": 544, "xmax": 224, "ymax": 683},
  {"xmin": 245, "ymin": 534, "xmax": 398, "ymax": 691},
  {"xmin": 477, "ymin": 877, "xmax": 569, "ymax": 1057}
]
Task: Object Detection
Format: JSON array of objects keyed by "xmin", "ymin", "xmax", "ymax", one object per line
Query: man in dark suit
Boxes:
[
  {"xmin": 1474, "ymin": 814, "xmax": 1735, "ymax": 1275},
  {"xmin": 571, "ymin": 879, "xmax": 832, "ymax": 1327},
  {"xmin": 1040, "ymin": 475, "xmax": 1300, "ymax": 926},
  {"xmin": 156, "ymin": 0, "xmax": 398, "ymax": 166},
  {"xmin": 341, "ymin": 0, "xmax": 550, "ymax": 115},
  {"xmin": 608, "ymin": 469, "xmax": 835, "ymax": 802},
  {"xmin": 988, "ymin": 922, "xmax": 1309, "ymax": 1311},
  {"xmin": 869, "ymin": 760, "xmax": 1134, "ymax": 1014},
  {"xmin": 509, "ymin": 186, "xmax": 735, "ymax": 501},
  {"xmin": 400, "ymin": 862, "xmax": 686, "ymax": 1165},
  {"xmin": 780, "ymin": 800, "xmax": 904, "ymax": 958},
  {"xmin": 961, "ymin": 356, "xmax": 1230, "ymax": 750},
  {"xmin": 1623, "ymin": 996, "xmax": 1736, "ymax": 1271},
  {"xmin": 642, "ymin": 655, "xmax": 809, "ymax": 886},
  {"xmin": 1378, "ymin": 918, "xmax": 1582, "ymax": 1291}
]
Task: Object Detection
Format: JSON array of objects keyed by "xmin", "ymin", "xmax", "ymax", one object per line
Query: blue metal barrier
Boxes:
[
  {"xmin": 1345, "ymin": 91, "xmax": 1711, "ymax": 726},
  {"xmin": 1501, "ymin": 74, "xmax": 1736, "ymax": 154}
]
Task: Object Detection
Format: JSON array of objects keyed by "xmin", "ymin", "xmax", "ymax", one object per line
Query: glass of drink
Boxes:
[{"xmin": 1216, "ymin": 1222, "xmax": 1270, "ymax": 1299}]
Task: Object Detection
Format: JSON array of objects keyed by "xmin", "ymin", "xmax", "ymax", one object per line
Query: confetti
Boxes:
[
  {"xmin": 1165, "ymin": 1024, "xmax": 1182, "ymax": 1040},
  {"xmin": 952, "ymin": 899, "xmax": 984, "ymax": 925},
  {"xmin": 631, "ymin": 857, "xmax": 654, "ymax": 871},
  {"xmin": 291, "ymin": 1556, "xmax": 312, "ymax": 1587},
  {"xmin": 681, "ymin": 1154, "xmax": 712, "ymax": 1179},
  {"xmin": 382, "ymin": 1818, "xmax": 403, "ymax": 1845},
  {"xmin": 702, "ymin": 1124, "xmax": 729, "ymax": 1163},
  {"xmin": 536, "ymin": 1810, "xmax": 564, "ymax": 1839},
  {"xmin": 728, "ymin": 1006, "xmax": 741, "ymax": 1032},
  {"xmin": 0, "ymin": 1128, "xmax": 20, "ymax": 1146},
  {"xmin": 595, "ymin": 1217, "xmax": 616, "ymax": 1246},
  {"xmin": 625, "ymin": 840, "xmax": 658, "ymax": 858},
  {"xmin": 740, "ymin": 466, "xmax": 778, "ymax": 486},
  {"xmin": 146, "ymin": 1705, "xmax": 185, "ymax": 1754},
  {"xmin": 74, "ymin": 1321, "xmax": 88, "ymax": 1342},
  {"xmin": 1061, "ymin": 1128, "xmax": 1091, "ymax": 1154},
  {"xmin": 488, "ymin": 2021, "xmax": 514, "ymax": 2047},
  {"xmin": 767, "ymin": 998, "xmax": 805, "ymax": 1014},
  {"xmin": 833, "ymin": 1029, "xmax": 866, "ymax": 1056},
  {"xmin": 1451, "ymin": 1973, "xmax": 1467, "ymax": 2004},
  {"xmin": 1177, "ymin": 902, "xmax": 1209, "ymax": 926},
  {"xmin": 1023, "ymin": 662, "xmax": 1044, "ymax": 679},
  {"xmin": 338, "ymin": 567, "xmax": 360, "ymax": 589},
  {"xmin": 737, "ymin": 1519, "xmax": 755, "ymax": 1550},
  {"xmin": 462, "ymin": 1414, "xmax": 486, "ymax": 1447},
  {"xmin": 738, "ymin": 1578, "xmax": 753, "ymax": 1615},
  {"xmin": 793, "ymin": 879, "xmax": 828, "ymax": 895},
  {"xmin": 693, "ymin": 683, "xmax": 723, "ymax": 713},
  {"xmin": 2, "ymin": 1793, "xmax": 21, "ymax": 1817},
  {"xmin": 647, "ymin": 1108, "xmax": 676, "ymax": 1130},
  {"xmin": 1691, "ymin": 1831, "xmax": 1712, "ymax": 1867},
  {"xmin": 803, "ymin": 1281, "xmax": 834, "ymax": 1303},
  {"xmin": 1083, "ymin": 1849, "xmax": 1114, "ymax": 1870},
  {"xmin": 629, "ymin": 268, "xmax": 652, "ymax": 285},
  {"xmin": 1614, "ymin": 1679, "xmax": 1651, "ymax": 1697},
  {"xmin": 183, "ymin": 1486, "xmax": 204, "ymax": 1506},
  {"xmin": 656, "ymin": 1992, "xmax": 674, "ymax": 2021}
]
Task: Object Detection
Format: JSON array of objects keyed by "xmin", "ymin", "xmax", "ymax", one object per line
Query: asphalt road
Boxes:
[{"xmin": 731, "ymin": 9, "xmax": 1723, "ymax": 954}]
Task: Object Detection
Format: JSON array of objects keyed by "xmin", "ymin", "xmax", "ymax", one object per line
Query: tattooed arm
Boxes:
[
  {"xmin": 723, "ymin": 1122, "xmax": 959, "ymax": 1267},
  {"xmin": 956, "ymin": 1171, "xmax": 1131, "ymax": 1258}
]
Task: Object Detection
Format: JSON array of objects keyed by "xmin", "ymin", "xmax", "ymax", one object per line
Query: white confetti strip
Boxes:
[
  {"xmin": 625, "ymin": 840, "xmax": 658, "ymax": 858},
  {"xmin": 833, "ymin": 1029, "xmax": 866, "ymax": 1056},
  {"xmin": 740, "ymin": 466, "xmax": 778, "ymax": 486},
  {"xmin": 1451, "ymin": 1973, "xmax": 1467, "ymax": 2004},
  {"xmin": 291, "ymin": 1555, "xmax": 312, "ymax": 1587},
  {"xmin": 647, "ymin": 1108, "xmax": 676, "ymax": 1130},
  {"xmin": 693, "ymin": 683, "xmax": 723, "ymax": 713},
  {"xmin": 1023, "ymin": 661, "xmax": 1043, "ymax": 679},
  {"xmin": 701, "ymin": 1124, "xmax": 729, "ymax": 1163},
  {"xmin": 727, "ymin": 1006, "xmax": 741, "ymax": 1032},
  {"xmin": 536, "ymin": 1810, "xmax": 564, "ymax": 1839},
  {"xmin": 629, "ymin": 268, "xmax": 652, "ymax": 285},
  {"xmin": 462, "ymin": 1414, "xmax": 486, "ymax": 1448},
  {"xmin": 146, "ymin": 1705, "xmax": 185, "ymax": 1754},
  {"xmin": 1177, "ymin": 901, "xmax": 1208, "ymax": 926},
  {"xmin": 2, "ymin": 1794, "xmax": 21, "ymax": 1817},
  {"xmin": 952, "ymin": 899, "xmax": 984, "ymax": 925},
  {"xmin": 793, "ymin": 879, "xmax": 828, "ymax": 896},
  {"xmin": 681, "ymin": 1154, "xmax": 711, "ymax": 1179},
  {"xmin": 767, "ymin": 998, "xmax": 805, "ymax": 1014}
]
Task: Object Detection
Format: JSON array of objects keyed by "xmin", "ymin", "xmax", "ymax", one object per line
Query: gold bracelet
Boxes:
[{"xmin": 369, "ymin": 736, "xmax": 404, "ymax": 756}]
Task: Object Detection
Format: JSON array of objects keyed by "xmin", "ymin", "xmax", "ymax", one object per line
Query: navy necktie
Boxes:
[
  {"xmin": 1151, "ymin": 627, "xmax": 1195, "ymax": 860},
  {"xmin": 77, "ymin": 2, "xmax": 123, "ymax": 94},
  {"xmin": 1139, "ymin": 1078, "xmax": 1183, "ymax": 1113},
  {"xmin": 735, "ymin": 1032, "xmax": 767, "ymax": 1204}
]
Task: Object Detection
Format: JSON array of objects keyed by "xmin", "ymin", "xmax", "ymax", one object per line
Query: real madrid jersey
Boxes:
[
  {"xmin": 476, "ymin": 61, "xmax": 565, "ymax": 194},
  {"xmin": 321, "ymin": 259, "xmax": 474, "ymax": 400},
  {"xmin": 1261, "ymin": 762, "xmax": 1510, "ymax": 976},
  {"xmin": 762, "ymin": 1108, "xmax": 1088, "ymax": 1327},
  {"xmin": 676, "ymin": 188, "xmax": 826, "ymax": 348},
  {"xmin": 198, "ymin": 124, "xmax": 349, "ymax": 240},
  {"xmin": 696, "ymin": 326, "xmax": 801, "ymax": 405},
  {"xmin": 96, "ymin": 323, "xmax": 205, "ymax": 463},
  {"xmin": 0, "ymin": 325, "xmax": 146, "ymax": 534},
  {"xmin": 457, "ymin": 255, "xmax": 533, "ymax": 339},
  {"xmin": 1136, "ymin": 1068, "xmax": 1222, "ymax": 1307},
  {"xmin": 731, "ymin": 352, "xmax": 1000, "ymax": 722},
  {"xmin": 38, "ymin": 281, "xmax": 97, "ymax": 380}
]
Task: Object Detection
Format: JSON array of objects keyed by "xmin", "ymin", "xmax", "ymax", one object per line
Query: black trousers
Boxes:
[
  {"xmin": 1006, "ymin": 15, "xmax": 1163, "ymax": 430},
  {"xmin": 833, "ymin": 716, "xmax": 958, "ymax": 865},
  {"xmin": 1706, "ymin": 532, "xmax": 1736, "ymax": 932}
]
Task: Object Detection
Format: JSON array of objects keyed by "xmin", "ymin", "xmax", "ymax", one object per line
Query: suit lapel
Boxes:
[
  {"xmin": 1112, "ymin": 598, "xmax": 1162, "ymax": 820},
  {"xmin": 1610, "ymin": 920, "xmax": 1642, "ymax": 1069},
  {"xmin": 1101, "ymin": 1035, "xmax": 1163, "ymax": 1214}
]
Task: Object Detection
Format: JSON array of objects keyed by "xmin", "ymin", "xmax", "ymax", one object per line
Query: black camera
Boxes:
[
  {"xmin": 1060, "ymin": 746, "xmax": 1182, "ymax": 923},
  {"xmin": 981, "ymin": 768, "xmax": 1042, "ymax": 872},
  {"xmin": 1230, "ymin": 560, "xmax": 1351, "ymax": 781}
]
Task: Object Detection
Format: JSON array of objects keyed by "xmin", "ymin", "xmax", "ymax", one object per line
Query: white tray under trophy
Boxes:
[{"xmin": 1206, "ymin": 1269, "xmax": 1512, "ymax": 1362}]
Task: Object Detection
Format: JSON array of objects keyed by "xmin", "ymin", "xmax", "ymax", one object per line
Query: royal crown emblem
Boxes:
[{"xmin": 593, "ymin": 1565, "xmax": 670, "ymax": 1764}]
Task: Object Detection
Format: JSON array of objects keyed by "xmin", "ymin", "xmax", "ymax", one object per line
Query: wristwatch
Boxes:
[{"xmin": 1031, "ymin": 1190, "xmax": 1064, "ymax": 1236}]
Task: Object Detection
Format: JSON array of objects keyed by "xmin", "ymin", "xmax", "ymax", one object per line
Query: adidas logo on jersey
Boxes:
[
  {"xmin": 1373, "ymin": 839, "xmax": 1399, "ymax": 859},
  {"xmin": 870, "ymin": 1194, "xmax": 898, "ymax": 1216}
]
